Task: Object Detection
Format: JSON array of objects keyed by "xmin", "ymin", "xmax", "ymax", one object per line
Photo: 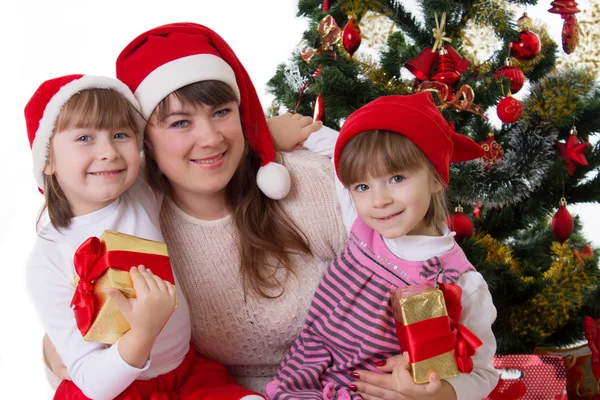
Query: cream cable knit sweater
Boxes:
[{"xmin": 158, "ymin": 151, "xmax": 347, "ymax": 394}]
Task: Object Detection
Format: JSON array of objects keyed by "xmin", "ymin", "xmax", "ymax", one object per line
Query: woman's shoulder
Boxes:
[{"xmin": 281, "ymin": 150, "xmax": 336, "ymax": 188}]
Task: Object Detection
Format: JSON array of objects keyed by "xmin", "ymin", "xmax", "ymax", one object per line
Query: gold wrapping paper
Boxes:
[
  {"xmin": 76, "ymin": 230, "xmax": 176, "ymax": 344},
  {"xmin": 391, "ymin": 284, "xmax": 459, "ymax": 384}
]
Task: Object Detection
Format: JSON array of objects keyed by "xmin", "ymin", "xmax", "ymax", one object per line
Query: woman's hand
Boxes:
[
  {"xmin": 267, "ymin": 112, "xmax": 323, "ymax": 151},
  {"xmin": 351, "ymin": 353, "xmax": 457, "ymax": 400},
  {"xmin": 43, "ymin": 333, "xmax": 70, "ymax": 380}
]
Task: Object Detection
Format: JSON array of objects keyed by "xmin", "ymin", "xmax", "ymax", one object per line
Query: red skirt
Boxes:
[{"xmin": 54, "ymin": 345, "xmax": 263, "ymax": 399}]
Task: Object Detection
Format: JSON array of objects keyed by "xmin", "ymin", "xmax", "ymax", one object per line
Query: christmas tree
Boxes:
[{"xmin": 268, "ymin": 0, "xmax": 600, "ymax": 354}]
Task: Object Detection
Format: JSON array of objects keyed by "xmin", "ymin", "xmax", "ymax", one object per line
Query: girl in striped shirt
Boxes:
[{"xmin": 266, "ymin": 93, "xmax": 499, "ymax": 400}]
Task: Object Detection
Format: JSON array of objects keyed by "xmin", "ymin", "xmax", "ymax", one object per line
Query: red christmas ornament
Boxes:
[
  {"xmin": 431, "ymin": 48, "xmax": 460, "ymax": 87},
  {"xmin": 405, "ymin": 47, "xmax": 436, "ymax": 81},
  {"xmin": 478, "ymin": 132, "xmax": 504, "ymax": 167},
  {"xmin": 342, "ymin": 16, "xmax": 361, "ymax": 56},
  {"xmin": 561, "ymin": 14, "xmax": 579, "ymax": 54},
  {"xmin": 494, "ymin": 59, "xmax": 525, "ymax": 94},
  {"xmin": 548, "ymin": 1, "xmax": 581, "ymax": 54},
  {"xmin": 496, "ymin": 95, "xmax": 522, "ymax": 124},
  {"xmin": 447, "ymin": 205, "xmax": 474, "ymax": 241},
  {"xmin": 322, "ymin": 0, "xmax": 331, "ymax": 12},
  {"xmin": 472, "ymin": 201, "xmax": 483, "ymax": 219},
  {"xmin": 552, "ymin": 197, "xmax": 574, "ymax": 243},
  {"xmin": 510, "ymin": 13, "xmax": 542, "ymax": 61},
  {"xmin": 557, "ymin": 127, "xmax": 590, "ymax": 175},
  {"xmin": 313, "ymin": 93, "xmax": 324, "ymax": 122}
]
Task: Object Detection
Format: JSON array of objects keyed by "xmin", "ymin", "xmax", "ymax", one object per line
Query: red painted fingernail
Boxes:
[
  {"xmin": 350, "ymin": 371, "xmax": 360, "ymax": 379},
  {"xmin": 348, "ymin": 384, "xmax": 358, "ymax": 392},
  {"xmin": 374, "ymin": 360, "xmax": 386, "ymax": 367}
]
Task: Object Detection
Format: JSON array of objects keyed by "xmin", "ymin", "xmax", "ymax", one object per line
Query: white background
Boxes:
[{"xmin": 0, "ymin": 1, "xmax": 597, "ymax": 398}]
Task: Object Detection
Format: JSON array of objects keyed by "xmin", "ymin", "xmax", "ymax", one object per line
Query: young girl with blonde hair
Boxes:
[
  {"xmin": 25, "ymin": 74, "xmax": 267, "ymax": 399},
  {"xmin": 267, "ymin": 93, "xmax": 499, "ymax": 400}
]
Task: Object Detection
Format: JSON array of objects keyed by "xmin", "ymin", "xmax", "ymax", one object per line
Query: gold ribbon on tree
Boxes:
[
  {"xmin": 432, "ymin": 12, "xmax": 452, "ymax": 52},
  {"xmin": 301, "ymin": 15, "xmax": 342, "ymax": 62},
  {"xmin": 418, "ymin": 81, "xmax": 488, "ymax": 119}
]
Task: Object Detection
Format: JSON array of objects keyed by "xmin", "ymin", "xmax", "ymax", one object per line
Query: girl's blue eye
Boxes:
[
  {"xmin": 391, "ymin": 175, "xmax": 404, "ymax": 183},
  {"xmin": 114, "ymin": 132, "xmax": 128, "ymax": 140},
  {"xmin": 215, "ymin": 108, "xmax": 230, "ymax": 117},
  {"xmin": 171, "ymin": 120, "xmax": 189, "ymax": 128},
  {"xmin": 354, "ymin": 184, "xmax": 369, "ymax": 192},
  {"xmin": 77, "ymin": 135, "xmax": 91, "ymax": 142}
]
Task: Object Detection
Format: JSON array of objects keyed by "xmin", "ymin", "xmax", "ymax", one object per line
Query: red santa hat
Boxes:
[
  {"xmin": 334, "ymin": 92, "xmax": 484, "ymax": 185},
  {"xmin": 24, "ymin": 74, "xmax": 141, "ymax": 191},
  {"xmin": 116, "ymin": 23, "xmax": 291, "ymax": 200}
]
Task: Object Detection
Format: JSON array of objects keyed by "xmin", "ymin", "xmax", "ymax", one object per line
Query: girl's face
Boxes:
[
  {"xmin": 44, "ymin": 127, "xmax": 140, "ymax": 216},
  {"xmin": 145, "ymin": 96, "xmax": 245, "ymax": 201},
  {"xmin": 349, "ymin": 166, "xmax": 442, "ymax": 239}
]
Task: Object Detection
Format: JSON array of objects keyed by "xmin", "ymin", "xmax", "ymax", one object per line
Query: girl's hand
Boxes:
[
  {"xmin": 107, "ymin": 265, "xmax": 177, "ymax": 340},
  {"xmin": 43, "ymin": 333, "xmax": 70, "ymax": 381},
  {"xmin": 267, "ymin": 112, "xmax": 323, "ymax": 151},
  {"xmin": 351, "ymin": 353, "xmax": 457, "ymax": 400}
]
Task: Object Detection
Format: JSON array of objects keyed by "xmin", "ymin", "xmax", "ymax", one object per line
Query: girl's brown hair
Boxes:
[
  {"xmin": 37, "ymin": 88, "xmax": 143, "ymax": 232},
  {"xmin": 337, "ymin": 130, "xmax": 449, "ymax": 228},
  {"xmin": 145, "ymin": 81, "xmax": 311, "ymax": 298}
]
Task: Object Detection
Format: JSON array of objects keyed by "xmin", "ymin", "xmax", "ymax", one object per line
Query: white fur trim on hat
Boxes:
[
  {"xmin": 256, "ymin": 162, "xmax": 291, "ymax": 200},
  {"xmin": 134, "ymin": 54, "xmax": 241, "ymax": 119},
  {"xmin": 31, "ymin": 75, "xmax": 142, "ymax": 190}
]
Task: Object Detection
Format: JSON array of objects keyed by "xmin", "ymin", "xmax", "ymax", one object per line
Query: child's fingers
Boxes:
[
  {"xmin": 129, "ymin": 266, "xmax": 148, "ymax": 293},
  {"xmin": 139, "ymin": 266, "xmax": 160, "ymax": 292},
  {"xmin": 151, "ymin": 273, "xmax": 169, "ymax": 292},
  {"xmin": 374, "ymin": 353, "xmax": 408, "ymax": 373},
  {"xmin": 422, "ymin": 372, "xmax": 442, "ymax": 394},
  {"xmin": 166, "ymin": 283, "xmax": 176, "ymax": 299},
  {"xmin": 301, "ymin": 120, "xmax": 323, "ymax": 136},
  {"xmin": 106, "ymin": 288, "xmax": 132, "ymax": 320},
  {"xmin": 297, "ymin": 115, "xmax": 314, "ymax": 128}
]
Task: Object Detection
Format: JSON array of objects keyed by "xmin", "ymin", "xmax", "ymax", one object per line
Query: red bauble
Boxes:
[
  {"xmin": 510, "ymin": 30, "xmax": 542, "ymax": 61},
  {"xmin": 478, "ymin": 132, "xmax": 504, "ymax": 167},
  {"xmin": 342, "ymin": 17, "xmax": 361, "ymax": 56},
  {"xmin": 313, "ymin": 93, "xmax": 324, "ymax": 122},
  {"xmin": 562, "ymin": 14, "xmax": 579, "ymax": 54},
  {"xmin": 322, "ymin": 0, "xmax": 331, "ymax": 12},
  {"xmin": 431, "ymin": 49, "xmax": 461, "ymax": 87},
  {"xmin": 552, "ymin": 198, "xmax": 574, "ymax": 243},
  {"xmin": 582, "ymin": 244, "xmax": 594, "ymax": 258},
  {"xmin": 447, "ymin": 205, "xmax": 474, "ymax": 241},
  {"xmin": 494, "ymin": 59, "xmax": 525, "ymax": 94},
  {"xmin": 496, "ymin": 96, "xmax": 522, "ymax": 124}
]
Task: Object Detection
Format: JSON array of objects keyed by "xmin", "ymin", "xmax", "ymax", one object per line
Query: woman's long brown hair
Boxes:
[{"xmin": 145, "ymin": 81, "xmax": 311, "ymax": 298}]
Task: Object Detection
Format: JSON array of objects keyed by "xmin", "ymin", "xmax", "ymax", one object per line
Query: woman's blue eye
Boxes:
[
  {"xmin": 354, "ymin": 184, "xmax": 369, "ymax": 192},
  {"xmin": 391, "ymin": 175, "xmax": 404, "ymax": 183},
  {"xmin": 114, "ymin": 132, "xmax": 128, "ymax": 140},
  {"xmin": 215, "ymin": 108, "xmax": 230, "ymax": 117},
  {"xmin": 77, "ymin": 135, "xmax": 91, "ymax": 142},
  {"xmin": 171, "ymin": 120, "xmax": 189, "ymax": 128}
]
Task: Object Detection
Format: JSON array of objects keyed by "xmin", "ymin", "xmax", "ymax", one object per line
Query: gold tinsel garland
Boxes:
[
  {"xmin": 510, "ymin": 242, "xmax": 594, "ymax": 339},
  {"xmin": 522, "ymin": 69, "xmax": 595, "ymax": 128},
  {"xmin": 476, "ymin": 233, "xmax": 521, "ymax": 276}
]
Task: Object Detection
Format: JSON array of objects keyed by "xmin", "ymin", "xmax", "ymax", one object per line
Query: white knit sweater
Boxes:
[{"xmin": 158, "ymin": 150, "xmax": 347, "ymax": 393}]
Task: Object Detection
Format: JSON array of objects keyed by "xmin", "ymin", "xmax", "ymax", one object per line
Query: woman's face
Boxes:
[{"xmin": 145, "ymin": 95, "xmax": 245, "ymax": 200}]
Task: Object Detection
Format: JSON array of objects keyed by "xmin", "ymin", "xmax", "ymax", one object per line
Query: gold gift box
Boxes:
[
  {"xmin": 391, "ymin": 284, "xmax": 459, "ymax": 384},
  {"xmin": 75, "ymin": 230, "xmax": 176, "ymax": 344}
]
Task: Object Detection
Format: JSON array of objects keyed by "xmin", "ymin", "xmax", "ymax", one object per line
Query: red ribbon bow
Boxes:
[
  {"xmin": 584, "ymin": 316, "xmax": 600, "ymax": 364},
  {"xmin": 418, "ymin": 81, "xmax": 488, "ymax": 120},
  {"xmin": 70, "ymin": 235, "xmax": 173, "ymax": 337},
  {"xmin": 395, "ymin": 283, "xmax": 483, "ymax": 374},
  {"xmin": 70, "ymin": 237, "xmax": 111, "ymax": 336}
]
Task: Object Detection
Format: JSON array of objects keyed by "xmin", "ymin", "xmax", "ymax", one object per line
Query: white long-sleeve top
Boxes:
[
  {"xmin": 26, "ymin": 178, "xmax": 191, "ymax": 400},
  {"xmin": 303, "ymin": 127, "xmax": 499, "ymax": 400}
]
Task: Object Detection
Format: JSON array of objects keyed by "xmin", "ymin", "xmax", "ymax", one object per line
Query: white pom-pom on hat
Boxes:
[{"xmin": 256, "ymin": 162, "xmax": 291, "ymax": 200}]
